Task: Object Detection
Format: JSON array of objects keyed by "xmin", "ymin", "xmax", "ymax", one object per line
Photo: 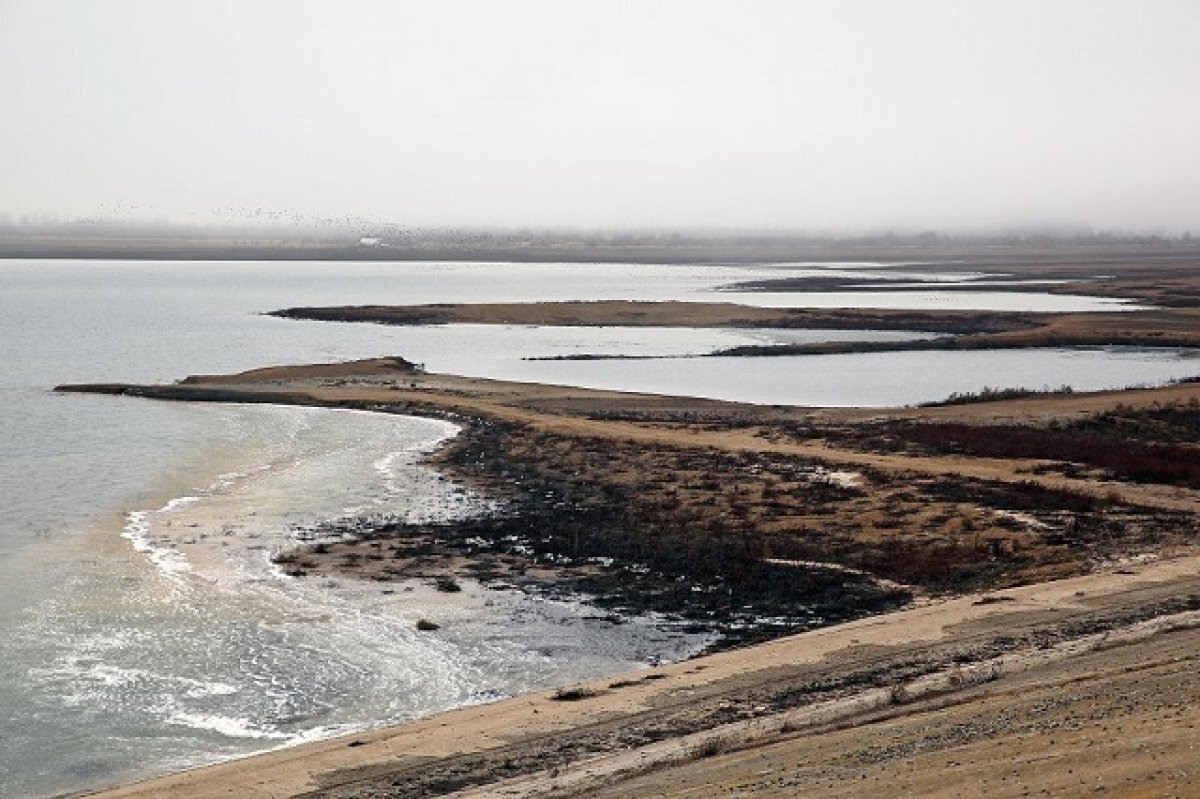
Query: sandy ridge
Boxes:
[{"xmin": 67, "ymin": 376, "xmax": 1200, "ymax": 515}]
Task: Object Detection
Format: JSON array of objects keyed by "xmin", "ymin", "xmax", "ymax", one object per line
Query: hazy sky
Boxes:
[{"xmin": 2, "ymin": 0, "xmax": 1198, "ymax": 231}]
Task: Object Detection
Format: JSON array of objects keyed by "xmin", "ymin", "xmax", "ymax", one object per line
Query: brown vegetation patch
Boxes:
[{"xmin": 836, "ymin": 401, "xmax": 1200, "ymax": 489}]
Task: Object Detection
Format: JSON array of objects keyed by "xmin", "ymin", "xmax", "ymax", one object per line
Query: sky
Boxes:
[{"xmin": 1, "ymin": 0, "xmax": 1198, "ymax": 232}]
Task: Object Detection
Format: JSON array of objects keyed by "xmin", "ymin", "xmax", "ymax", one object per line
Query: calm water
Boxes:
[
  {"xmin": 717, "ymin": 288, "xmax": 1138, "ymax": 311},
  {"xmin": 0, "ymin": 259, "xmax": 1191, "ymax": 797},
  {"xmin": 494, "ymin": 347, "xmax": 1200, "ymax": 407}
]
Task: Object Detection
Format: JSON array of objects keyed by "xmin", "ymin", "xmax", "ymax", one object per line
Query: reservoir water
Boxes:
[{"xmin": 1, "ymin": 259, "xmax": 1194, "ymax": 797}]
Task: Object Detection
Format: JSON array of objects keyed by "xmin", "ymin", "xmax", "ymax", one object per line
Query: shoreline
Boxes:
[
  {"xmin": 60, "ymin": 353, "xmax": 1200, "ymax": 796},
  {"xmin": 85, "ymin": 552, "xmax": 1200, "ymax": 798},
  {"xmin": 8, "ymin": 238, "xmax": 1200, "ymax": 266}
]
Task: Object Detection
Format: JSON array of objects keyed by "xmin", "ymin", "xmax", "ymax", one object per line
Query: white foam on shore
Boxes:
[
  {"xmin": 121, "ymin": 462, "xmax": 284, "ymax": 579},
  {"xmin": 32, "ymin": 654, "xmax": 242, "ymax": 710},
  {"xmin": 122, "ymin": 510, "xmax": 192, "ymax": 578},
  {"xmin": 161, "ymin": 496, "xmax": 201, "ymax": 513},
  {"xmin": 166, "ymin": 710, "xmax": 292, "ymax": 741}
]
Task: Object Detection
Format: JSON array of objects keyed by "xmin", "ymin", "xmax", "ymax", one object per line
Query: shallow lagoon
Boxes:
[
  {"xmin": 356, "ymin": 325, "xmax": 1199, "ymax": 407},
  {"xmin": 482, "ymin": 346, "xmax": 1200, "ymax": 407},
  {"xmin": 716, "ymin": 288, "xmax": 1137, "ymax": 312}
]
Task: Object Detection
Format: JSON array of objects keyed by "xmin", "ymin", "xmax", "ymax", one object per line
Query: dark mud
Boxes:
[{"xmin": 290, "ymin": 417, "xmax": 910, "ymax": 651}]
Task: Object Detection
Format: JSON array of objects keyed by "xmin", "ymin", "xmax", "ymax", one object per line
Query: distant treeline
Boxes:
[
  {"xmin": 4, "ymin": 219, "xmax": 1199, "ymax": 265},
  {"xmin": 1, "ymin": 219, "xmax": 1197, "ymax": 248}
]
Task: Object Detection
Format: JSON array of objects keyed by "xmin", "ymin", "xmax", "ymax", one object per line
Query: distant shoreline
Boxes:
[{"xmin": 5, "ymin": 236, "xmax": 1200, "ymax": 266}]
